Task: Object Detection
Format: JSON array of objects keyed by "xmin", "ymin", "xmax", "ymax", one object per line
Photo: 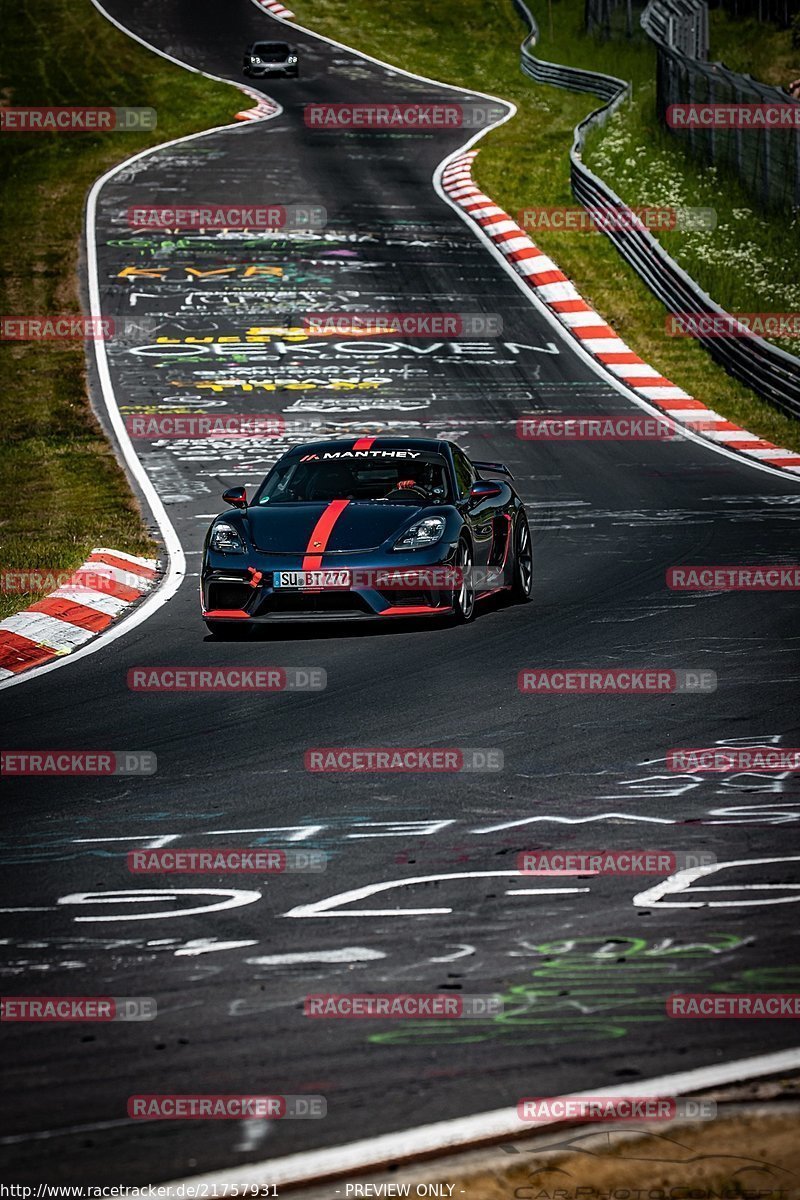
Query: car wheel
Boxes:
[
  {"xmin": 451, "ymin": 536, "xmax": 475, "ymax": 623},
  {"xmin": 510, "ymin": 512, "xmax": 533, "ymax": 603}
]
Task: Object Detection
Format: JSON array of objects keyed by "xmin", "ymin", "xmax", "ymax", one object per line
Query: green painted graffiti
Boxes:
[{"xmin": 368, "ymin": 935, "xmax": 798, "ymax": 1047}]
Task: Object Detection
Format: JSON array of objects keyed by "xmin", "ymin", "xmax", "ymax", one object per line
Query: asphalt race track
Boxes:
[{"xmin": 1, "ymin": 0, "xmax": 799, "ymax": 1185}]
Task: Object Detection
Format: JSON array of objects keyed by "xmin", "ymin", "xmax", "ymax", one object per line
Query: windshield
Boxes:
[
  {"xmin": 253, "ymin": 43, "xmax": 289, "ymax": 55},
  {"xmin": 254, "ymin": 454, "xmax": 451, "ymax": 505}
]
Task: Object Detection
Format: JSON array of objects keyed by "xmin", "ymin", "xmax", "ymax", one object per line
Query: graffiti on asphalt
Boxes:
[{"xmin": 366, "ymin": 934, "xmax": 793, "ymax": 1045}]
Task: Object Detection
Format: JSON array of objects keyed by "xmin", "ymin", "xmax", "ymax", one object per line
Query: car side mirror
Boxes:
[
  {"xmin": 469, "ymin": 480, "xmax": 502, "ymax": 501},
  {"xmin": 222, "ymin": 486, "xmax": 247, "ymax": 509}
]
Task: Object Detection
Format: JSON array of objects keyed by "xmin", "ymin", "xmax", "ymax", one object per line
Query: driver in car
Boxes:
[{"xmin": 383, "ymin": 462, "xmax": 444, "ymax": 502}]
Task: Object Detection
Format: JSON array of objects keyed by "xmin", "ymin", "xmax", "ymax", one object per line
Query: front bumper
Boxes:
[
  {"xmin": 201, "ymin": 550, "xmax": 458, "ymax": 623},
  {"xmin": 244, "ymin": 64, "xmax": 297, "ymax": 76}
]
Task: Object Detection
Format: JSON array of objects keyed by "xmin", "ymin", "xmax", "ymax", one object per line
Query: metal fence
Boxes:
[
  {"xmin": 714, "ymin": 0, "xmax": 796, "ymax": 26},
  {"xmin": 510, "ymin": 0, "xmax": 800, "ymax": 418},
  {"xmin": 585, "ymin": 0, "xmax": 648, "ymax": 39},
  {"xmin": 654, "ymin": 47, "xmax": 800, "ymax": 212},
  {"xmin": 641, "ymin": 0, "xmax": 708, "ymax": 57},
  {"xmin": 642, "ymin": 0, "xmax": 800, "ymax": 214}
]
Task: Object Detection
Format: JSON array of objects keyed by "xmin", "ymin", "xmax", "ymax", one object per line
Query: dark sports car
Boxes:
[
  {"xmin": 242, "ymin": 41, "xmax": 299, "ymax": 78},
  {"xmin": 201, "ymin": 437, "xmax": 532, "ymax": 633}
]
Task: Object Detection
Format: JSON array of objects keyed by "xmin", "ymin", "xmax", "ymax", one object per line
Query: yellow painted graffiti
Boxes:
[
  {"xmin": 170, "ymin": 378, "xmax": 388, "ymax": 392},
  {"xmin": 116, "ymin": 265, "xmax": 284, "ymax": 279},
  {"xmin": 153, "ymin": 326, "xmax": 394, "ymax": 343}
]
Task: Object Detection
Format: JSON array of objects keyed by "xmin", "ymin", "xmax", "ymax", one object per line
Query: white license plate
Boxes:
[
  {"xmin": 265, "ymin": 62, "xmax": 286, "ymax": 68},
  {"xmin": 273, "ymin": 570, "xmax": 352, "ymax": 589}
]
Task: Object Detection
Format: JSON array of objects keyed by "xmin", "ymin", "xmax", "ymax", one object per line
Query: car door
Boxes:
[{"xmin": 452, "ymin": 445, "xmax": 494, "ymax": 572}]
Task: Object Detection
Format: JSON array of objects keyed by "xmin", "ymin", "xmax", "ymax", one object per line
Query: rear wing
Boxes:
[{"xmin": 473, "ymin": 460, "xmax": 514, "ymax": 480}]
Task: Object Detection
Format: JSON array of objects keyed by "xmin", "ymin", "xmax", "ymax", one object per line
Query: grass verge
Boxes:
[
  {"xmin": 373, "ymin": 1109, "xmax": 800, "ymax": 1200},
  {"xmin": 288, "ymin": 0, "xmax": 800, "ymax": 454},
  {"xmin": 0, "ymin": 0, "xmax": 243, "ymax": 619},
  {"xmin": 569, "ymin": 7, "xmax": 800, "ymax": 356},
  {"xmin": 436, "ymin": 1108, "xmax": 800, "ymax": 1199}
]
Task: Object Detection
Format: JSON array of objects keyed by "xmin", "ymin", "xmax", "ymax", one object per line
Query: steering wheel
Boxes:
[{"xmin": 384, "ymin": 484, "xmax": 429, "ymax": 501}]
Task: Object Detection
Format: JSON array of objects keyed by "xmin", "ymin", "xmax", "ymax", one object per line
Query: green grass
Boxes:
[
  {"xmin": 0, "ymin": 0, "xmax": 243, "ymax": 619},
  {"xmin": 537, "ymin": 0, "xmax": 800, "ymax": 349},
  {"xmin": 288, "ymin": 0, "xmax": 800, "ymax": 455},
  {"xmin": 709, "ymin": 8, "xmax": 799, "ymax": 87}
]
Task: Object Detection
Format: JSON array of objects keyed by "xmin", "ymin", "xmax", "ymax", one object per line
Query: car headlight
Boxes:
[
  {"xmin": 393, "ymin": 516, "xmax": 446, "ymax": 551},
  {"xmin": 287, "ymin": 55, "xmax": 297, "ymax": 62},
  {"xmin": 250, "ymin": 56, "xmax": 262, "ymax": 63},
  {"xmin": 209, "ymin": 521, "xmax": 246, "ymax": 553}
]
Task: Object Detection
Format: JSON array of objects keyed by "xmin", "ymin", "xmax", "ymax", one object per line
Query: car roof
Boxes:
[{"xmin": 284, "ymin": 437, "xmax": 451, "ymax": 457}]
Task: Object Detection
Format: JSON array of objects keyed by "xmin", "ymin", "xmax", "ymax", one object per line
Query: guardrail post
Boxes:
[
  {"xmin": 734, "ymin": 81, "xmax": 743, "ymax": 188},
  {"xmin": 763, "ymin": 121, "xmax": 772, "ymax": 213}
]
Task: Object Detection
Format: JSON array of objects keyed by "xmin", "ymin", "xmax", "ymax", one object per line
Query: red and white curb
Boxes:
[
  {"xmin": 235, "ymin": 87, "xmax": 282, "ymax": 122},
  {"xmin": 257, "ymin": 0, "xmax": 296, "ymax": 19},
  {"xmin": 442, "ymin": 151, "xmax": 800, "ymax": 476},
  {"xmin": 0, "ymin": 549, "xmax": 159, "ymax": 681}
]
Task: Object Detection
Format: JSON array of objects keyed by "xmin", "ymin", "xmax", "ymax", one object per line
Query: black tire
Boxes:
[
  {"xmin": 510, "ymin": 512, "xmax": 533, "ymax": 603},
  {"xmin": 451, "ymin": 536, "xmax": 476, "ymax": 623}
]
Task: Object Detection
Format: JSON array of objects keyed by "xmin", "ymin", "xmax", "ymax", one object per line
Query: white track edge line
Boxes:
[
  {"xmin": 436, "ymin": 158, "xmax": 800, "ymax": 485},
  {"xmin": 165, "ymin": 1045, "xmax": 800, "ymax": 1188},
  {"xmin": 255, "ymin": 0, "xmax": 800, "ymax": 486},
  {"xmin": 39, "ymin": 4, "xmax": 799, "ymax": 1189},
  {"xmin": 0, "ymin": 3, "xmax": 285, "ymax": 691},
  {"xmin": 244, "ymin": 0, "xmax": 519, "ymax": 102}
]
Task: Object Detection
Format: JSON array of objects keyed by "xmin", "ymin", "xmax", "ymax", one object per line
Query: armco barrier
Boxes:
[{"xmin": 510, "ymin": 0, "xmax": 800, "ymax": 418}]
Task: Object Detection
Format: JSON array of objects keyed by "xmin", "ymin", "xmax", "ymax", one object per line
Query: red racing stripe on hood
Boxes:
[{"xmin": 302, "ymin": 499, "xmax": 350, "ymax": 570}]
